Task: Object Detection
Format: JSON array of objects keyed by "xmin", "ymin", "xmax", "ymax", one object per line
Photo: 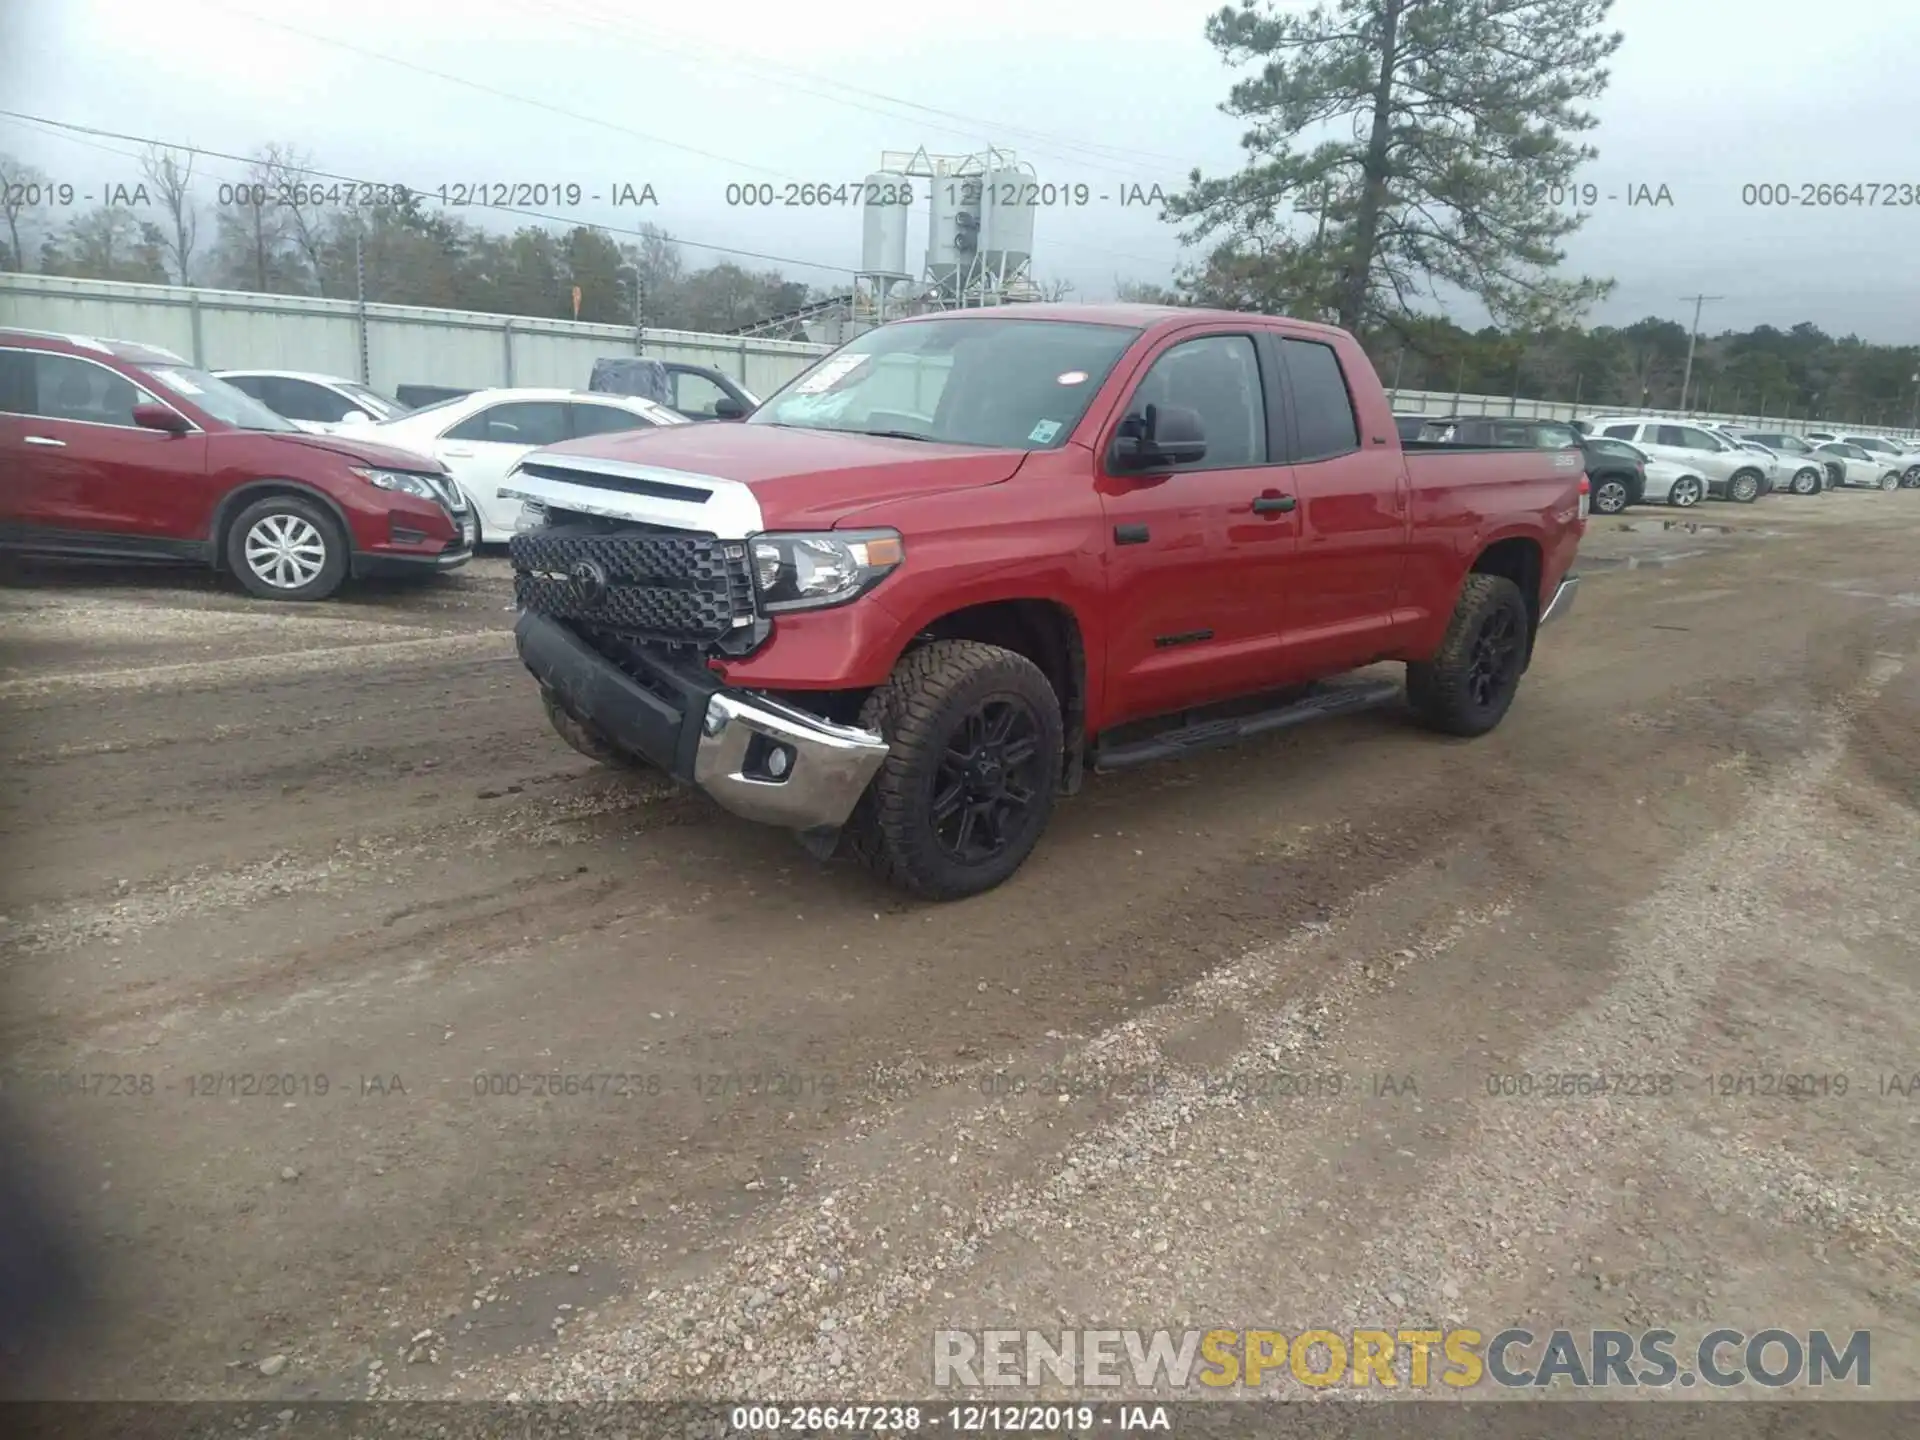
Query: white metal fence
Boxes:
[
  {"xmin": 1384, "ymin": 387, "xmax": 1919, "ymax": 441},
  {"xmin": 0, "ymin": 274, "xmax": 833, "ymax": 398},
  {"xmin": 3, "ymin": 273, "xmax": 1914, "ymax": 439}
]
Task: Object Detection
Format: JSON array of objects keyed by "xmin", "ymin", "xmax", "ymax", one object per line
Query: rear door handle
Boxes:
[
  {"xmin": 1251, "ymin": 494, "xmax": 1296, "ymax": 514},
  {"xmin": 440, "ymin": 446, "xmax": 475, "ymax": 458},
  {"xmin": 24, "ymin": 435, "xmax": 66, "ymax": 447}
]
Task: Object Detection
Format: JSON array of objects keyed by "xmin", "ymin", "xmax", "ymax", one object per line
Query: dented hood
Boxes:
[{"xmin": 508, "ymin": 422, "xmax": 1027, "ymax": 530}]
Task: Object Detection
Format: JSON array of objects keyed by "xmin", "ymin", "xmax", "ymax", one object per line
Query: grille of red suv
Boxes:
[{"xmin": 509, "ymin": 523, "xmax": 757, "ymax": 645}]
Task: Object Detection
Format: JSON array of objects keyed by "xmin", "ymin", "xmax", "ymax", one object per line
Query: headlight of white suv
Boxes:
[
  {"xmin": 350, "ymin": 466, "xmax": 443, "ymax": 501},
  {"xmin": 750, "ymin": 529, "xmax": 904, "ymax": 612}
]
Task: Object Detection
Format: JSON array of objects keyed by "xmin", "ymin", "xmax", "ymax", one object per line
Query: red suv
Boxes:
[{"xmin": 0, "ymin": 328, "xmax": 474, "ymax": 600}]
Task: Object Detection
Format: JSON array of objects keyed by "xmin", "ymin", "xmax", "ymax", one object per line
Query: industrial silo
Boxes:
[
  {"xmin": 860, "ymin": 172, "xmax": 911, "ymax": 280},
  {"xmin": 980, "ymin": 163, "xmax": 1037, "ymax": 284},
  {"xmin": 927, "ymin": 171, "xmax": 982, "ymax": 294}
]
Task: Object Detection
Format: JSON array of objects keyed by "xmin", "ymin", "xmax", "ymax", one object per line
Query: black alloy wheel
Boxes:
[
  {"xmin": 1465, "ymin": 604, "xmax": 1523, "ymax": 710},
  {"xmin": 931, "ymin": 697, "xmax": 1045, "ymax": 866},
  {"xmin": 1592, "ymin": 476, "xmax": 1630, "ymax": 514}
]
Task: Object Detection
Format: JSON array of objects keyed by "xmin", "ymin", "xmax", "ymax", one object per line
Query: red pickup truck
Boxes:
[{"xmin": 503, "ymin": 305, "xmax": 1585, "ymax": 898}]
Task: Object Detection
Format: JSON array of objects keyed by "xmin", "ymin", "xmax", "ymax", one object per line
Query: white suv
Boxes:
[
  {"xmin": 1585, "ymin": 417, "xmax": 1772, "ymax": 503},
  {"xmin": 1838, "ymin": 434, "xmax": 1920, "ymax": 487}
]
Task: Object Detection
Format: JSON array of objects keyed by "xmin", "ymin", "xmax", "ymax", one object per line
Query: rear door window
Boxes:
[
  {"xmin": 1602, "ymin": 423, "xmax": 1639, "ymax": 440},
  {"xmin": 1279, "ymin": 338, "xmax": 1359, "ymax": 460}
]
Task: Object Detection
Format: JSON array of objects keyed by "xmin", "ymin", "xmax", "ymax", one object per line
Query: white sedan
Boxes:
[
  {"xmin": 216, "ymin": 369, "xmax": 413, "ymax": 434},
  {"xmin": 368, "ymin": 388, "xmax": 688, "ymax": 541}
]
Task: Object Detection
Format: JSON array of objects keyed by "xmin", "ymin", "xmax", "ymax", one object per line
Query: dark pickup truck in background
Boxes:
[
  {"xmin": 1417, "ymin": 414, "xmax": 1648, "ymax": 514},
  {"xmin": 395, "ymin": 361, "xmax": 759, "ymax": 423},
  {"xmin": 499, "ymin": 305, "xmax": 1586, "ymax": 899}
]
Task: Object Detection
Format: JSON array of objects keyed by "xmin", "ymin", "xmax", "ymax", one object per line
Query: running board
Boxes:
[{"xmin": 1091, "ymin": 677, "xmax": 1404, "ymax": 773}]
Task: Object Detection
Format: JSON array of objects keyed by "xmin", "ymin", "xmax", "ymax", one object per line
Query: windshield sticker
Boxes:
[
  {"xmin": 1056, "ymin": 370, "xmax": 1088, "ymax": 385},
  {"xmin": 792, "ymin": 354, "xmax": 870, "ymax": 395},
  {"xmin": 1028, "ymin": 419, "xmax": 1062, "ymax": 445},
  {"xmin": 150, "ymin": 370, "xmax": 204, "ymax": 396}
]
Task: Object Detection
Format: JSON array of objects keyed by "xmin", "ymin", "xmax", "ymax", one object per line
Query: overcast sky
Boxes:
[{"xmin": 2, "ymin": 0, "xmax": 1914, "ymax": 341}]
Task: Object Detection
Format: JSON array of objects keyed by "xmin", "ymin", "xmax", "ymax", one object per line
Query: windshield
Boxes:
[
  {"xmin": 141, "ymin": 364, "xmax": 298, "ymax": 431},
  {"xmin": 340, "ymin": 383, "xmax": 410, "ymax": 420},
  {"xmin": 748, "ymin": 317, "xmax": 1141, "ymax": 449}
]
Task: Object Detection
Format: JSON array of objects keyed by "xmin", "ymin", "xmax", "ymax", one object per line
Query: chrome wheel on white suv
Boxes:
[{"xmin": 1729, "ymin": 471, "xmax": 1762, "ymax": 503}]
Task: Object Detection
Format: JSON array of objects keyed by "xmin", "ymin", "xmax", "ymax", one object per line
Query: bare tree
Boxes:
[
  {"xmin": 139, "ymin": 145, "xmax": 200, "ymax": 284},
  {"xmin": 262, "ymin": 143, "xmax": 335, "ymax": 296},
  {"xmin": 1035, "ymin": 276, "xmax": 1077, "ymax": 302},
  {"xmin": 210, "ymin": 149, "xmax": 305, "ymax": 293},
  {"xmin": 0, "ymin": 151, "xmax": 50, "ymax": 272}
]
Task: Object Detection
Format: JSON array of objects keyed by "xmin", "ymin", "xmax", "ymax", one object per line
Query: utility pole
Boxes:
[
  {"xmin": 1677, "ymin": 293, "xmax": 1721, "ymax": 413},
  {"xmin": 354, "ymin": 228, "xmax": 370, "ymax": 386}
]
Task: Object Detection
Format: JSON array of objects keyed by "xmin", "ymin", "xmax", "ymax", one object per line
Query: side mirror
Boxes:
[
  {"xmin": 131, "ymin": 402, "xmax": 190, "ymax": 435},
  {"xmin": 1111, "ymin": 403, "xmax": 1207, "ymax": 472},
  {"xmin": 337, "ymin": 409, "xmax": 372, "ymax": 428},
  {"xmin": 711, "ymin": 395, "xmax": 748, "ymax": 420}
]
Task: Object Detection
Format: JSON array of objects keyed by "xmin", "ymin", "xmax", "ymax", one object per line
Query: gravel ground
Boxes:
[{"xmin": 0, "ymin": 491, "xmax": 1916, "ymax": 1409}]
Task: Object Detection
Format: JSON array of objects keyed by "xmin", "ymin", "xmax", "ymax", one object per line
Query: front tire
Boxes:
[
  {"xmin": 848, "ymin": 640, "xmax": 1062, "ymax": 901},
  {"xmin": 1668, "ymin": 476, "xmax": 1703, "ymax": 508},
  {"xmin": 226, "ymin": 495, "xmax": 348, "ymax": 601},
  {"xmin": 1729, "ymin": 470, "xmax": 1762, "ymax": 504},
  {"xmin": 541, "ymin": 688, "xmax": 653, "ymax": 770},
  {"xmin": 1791, "ymin": 468, "xmax": 1821, "ymax": 496},
  {"xmin": 1881, "ymin": 473, "xmax": 1900, "ymax": 492},
  {"xmin": 1407, "ymin": 573, "xmax": 1530, "ymax": 739}
]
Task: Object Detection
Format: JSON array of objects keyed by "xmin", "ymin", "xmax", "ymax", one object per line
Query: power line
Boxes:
[
  {"xmin": 545, "ymin": 0, "xmax": 1194, "ymax": 179},
  {"xmin": 197, "ymin": 0, "xmax": 1184, "ymax": 273},
  {"xmin": 0, "ymin": 111, "xmax": 862, "ymax": 276}
]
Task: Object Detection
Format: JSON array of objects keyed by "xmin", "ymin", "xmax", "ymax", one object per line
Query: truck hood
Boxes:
[
  {"xmin": 224, "ymin": 428, "xmax": 446, "ymax": 473},
  {"xmin": 512, "ymin": 423, "xmax": 1027, "ymax": 529}
]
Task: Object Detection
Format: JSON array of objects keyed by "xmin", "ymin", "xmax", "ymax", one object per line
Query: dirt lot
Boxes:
[{"xmin": 2, "ymin": 490, "xmax": 1917, "ymax": 1404}]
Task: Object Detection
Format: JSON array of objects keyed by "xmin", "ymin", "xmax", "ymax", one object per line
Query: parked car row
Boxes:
[
  {"xmin": 0, "ymin": 326, "xmax": 774, "ymax": 600},
  {"xmin": 1396, "ymin": 408, "xmax": 1920, "ymax": 515}
]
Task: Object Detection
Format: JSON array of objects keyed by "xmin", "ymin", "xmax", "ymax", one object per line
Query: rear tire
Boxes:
[
  {"xmin": 1667, "ymin": 476, "xmax": 1703, "ymax": 508},
  {"xmin": 848, "ymin": 640, "xmax": 1062, "ymax": 901},
  {"xmin": 541, "ymin": 688, "xmax": 653, "ymax": 770},
  {"xmin": 226, "ymin": 494, "xmax": 348, "ymax": 601},
  {"xmin": 1591, "ymin": 476, "xmax": 1631, "ymax": 515},
  {"xmin": 1407, "ymin": 573, "xmax": 1531, "ymax": 739}
]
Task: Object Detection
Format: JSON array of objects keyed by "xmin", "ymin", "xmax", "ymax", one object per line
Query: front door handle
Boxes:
[
  {"xmin": 440, "ymin": 446, "xmax": 475, "ymax": 458},
  {"xmin": 24, "ymin": 435, "xmax": 67, "ymax": 447},
  {"xmin": 1251, "ymin": 494, "xmax": 1296, "ymax": 514}
]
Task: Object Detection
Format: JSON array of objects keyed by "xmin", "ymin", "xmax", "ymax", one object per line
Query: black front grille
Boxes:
[{"xmin": 510, "ymin": 523, "xmax": 756, "ymax": 646}]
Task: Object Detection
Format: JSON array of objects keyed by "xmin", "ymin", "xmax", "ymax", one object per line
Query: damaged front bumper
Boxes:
[{"xmin": 515, "ymin": 611, "xmax": 889, "ymax": 832}]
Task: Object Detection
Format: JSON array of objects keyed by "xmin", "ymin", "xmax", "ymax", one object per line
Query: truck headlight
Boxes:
[
  {"xmin": 350, "ymin": 466, "xmax": 442, "ymax": 501},
  {"xmin": 749, "ymin": 529, "xmax": 904, "ymax": 612}
]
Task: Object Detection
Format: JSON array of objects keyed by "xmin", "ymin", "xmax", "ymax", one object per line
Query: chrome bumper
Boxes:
[
  {"xmin": 693, "ymin": 691, "xmax": 890, "ymax": 832},
  {"xmin": 1541, "ymin": 574, "xmax": 1579, "ymax": 626}
]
